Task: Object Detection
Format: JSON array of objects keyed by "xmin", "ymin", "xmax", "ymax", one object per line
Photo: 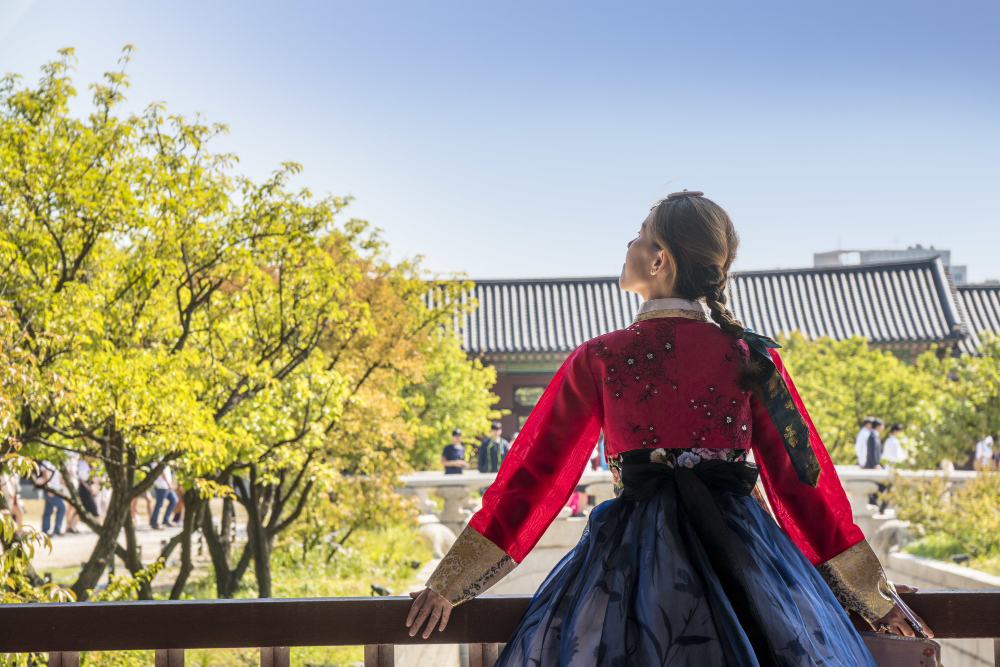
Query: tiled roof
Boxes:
[
  {"xmin": 956, "ymin": 284, "xmax": 1000, "ymax": 353},
  {"xmin": 728, "ymin": 258, "xmax": 965, "ymax": 346},
  {"xmin": 453, "ymin": 258, "xmax": 967, "ymax": 356}
]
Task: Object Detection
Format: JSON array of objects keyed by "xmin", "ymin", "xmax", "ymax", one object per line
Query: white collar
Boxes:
[
  {"xmin": 633, "ymin": 298, "xmax": 709, "ymax": 324},
  {"xmin": 637, "ymin": 298, "xmax": 707, "ymax": 316}
]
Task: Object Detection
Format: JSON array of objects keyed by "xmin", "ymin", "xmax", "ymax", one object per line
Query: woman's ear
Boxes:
[{"xmin": 651, "ymin": 248, "xmax": 668, "ymax": 276}]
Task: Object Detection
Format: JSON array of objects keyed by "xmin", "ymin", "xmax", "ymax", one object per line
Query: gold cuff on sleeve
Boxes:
[
  {"xmin": 426, "ymin": 525, "xmax": 518, "ymax": 606},
  {"xmin": 816, "ymin": 539, "xmax": 895, "ymax": 624}
]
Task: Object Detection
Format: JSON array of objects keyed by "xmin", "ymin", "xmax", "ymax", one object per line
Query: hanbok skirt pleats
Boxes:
[{"xmin": 494, "ymin": 479, "xmax": 878, "ymax": 667}]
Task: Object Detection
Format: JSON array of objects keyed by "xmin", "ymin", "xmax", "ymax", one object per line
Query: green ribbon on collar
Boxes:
[{"xmin": 743, "ymin": 329, "xmax": 821, "ymax": 487}]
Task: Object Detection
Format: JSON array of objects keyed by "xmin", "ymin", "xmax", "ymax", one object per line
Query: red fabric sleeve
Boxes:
[
  {"xmin": 469, "ymin": 345, "xmax": 603, "ymax": 562},
  {"xmin": 751, "ymin": 348, "xmax": 864, "ymax": 565}
]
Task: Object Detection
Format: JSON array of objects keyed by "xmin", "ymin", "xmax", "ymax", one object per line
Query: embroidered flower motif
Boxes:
[
  {"xmin": 677, "ymin": 451, "xmax": 701, "ymax": 468},
  {"xmin": 649, "ymin": 448, "xmax": 668, "ymax": 463},
  {"xmin": 591, "ymin": 325, "xmax": 677, "ymax": 402},
  {"xmin": 611, "ymin": 466, "xmax": 621, "ymax": 485}
]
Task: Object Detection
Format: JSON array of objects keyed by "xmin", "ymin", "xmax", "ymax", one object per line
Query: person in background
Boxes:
[
  {"xmin": 131, "ymin": 489, "xmax": 153, "ymax": 524},
  {"xmin": 974, "ymin": 434, "xmax": 995, "ymax": 468},
  {"xmin": 0, "ymin": 462, "xmax": 23, "ymax": 527},
  {"xmin": 882, "ymin": 424, "xmax": 908, "ymax": 467},
  {"xmin": 864, "ymin": 418, "xmax": 884, "ymax": 470},
  {"xmin": 35, "ymin": 460, "xmax": 66, "ymax": 537},
  {"xmin": 855, "ymin": 416, "xmax": 874, "ymax": 466},
  {"xmin": 170, "ymin": 475, "xmax": 185, "ymax": 525},
  {"xmin": 865, "ymin": 418, "xmax": 886, "ymax": 511},
  {"xmin": 441, "ymin": 428, "xmax": 469, "ymax": 475},
  {"xmin": 477, "ymin": 421, "xmax": 509, "ymax": 474},
  {"xmin": 76, "ymin": 454, "xmax": 102, "ymax": 525},
  {"xmin": 150, "ymin": 464, "xmax": 177, "ymax": 529}
]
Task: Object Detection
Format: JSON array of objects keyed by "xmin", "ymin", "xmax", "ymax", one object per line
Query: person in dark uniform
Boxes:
[
  {"xmin": 864, "ymin": 418, "xmax": 884, "ymax": 469},
  {"xmin": 866, "ymin": 418, "xmax": 887, "ymax": 510},
  {"xmin": 477, "ymin": 421, "xmax": 509, "ymax": 473},
  {"xmin": 441, "ymin": 428, "xmax": 468, "ymax": 475}
]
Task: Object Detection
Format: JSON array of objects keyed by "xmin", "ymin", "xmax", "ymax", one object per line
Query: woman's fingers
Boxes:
[
  {"xmin": 405, "ymin": 589, "xmax": 428, "ymax": 629},
  {"xmin": 913, "ymin": 610, "xmax": 933, "ymax": 637},
  {"xmin": 408, "ymin": 604, "xmax": 432, "ymax": 637},
  {"xmin": 439, "ymin": 603, "xmax": 452, "ymax": 632},
  {"xmin": 423, "ymin": 606, "xmax": 443, "ymax": 639}
]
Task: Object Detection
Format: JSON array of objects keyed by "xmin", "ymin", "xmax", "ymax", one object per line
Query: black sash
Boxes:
[{"xmin": 618, "ymin": 455, "xmax": 780, "ymax": 666}]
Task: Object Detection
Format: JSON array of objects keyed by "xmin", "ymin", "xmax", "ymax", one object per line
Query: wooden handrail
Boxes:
[{"xmin": 2, "ymin": 591, "xmax": 1000, "ymax": 661}]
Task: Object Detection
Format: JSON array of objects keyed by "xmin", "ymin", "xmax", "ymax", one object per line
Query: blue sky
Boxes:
[{"xmin": 2, "ymin": 0, "xmax": 998, "ymax": 281}]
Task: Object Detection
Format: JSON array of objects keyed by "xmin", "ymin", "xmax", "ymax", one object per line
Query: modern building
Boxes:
[
  {"xmin": 452, "ymin": 258, "xmax": 998, "ymax": 436},
  {"xmin": 814, "ymin": 245, "xmax": 968, "ymax": 284}
]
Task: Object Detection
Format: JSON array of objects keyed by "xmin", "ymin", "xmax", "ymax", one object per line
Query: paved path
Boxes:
[{"xmin": 18, "ymin": 499, "xmax": 245, "ymax": 575}]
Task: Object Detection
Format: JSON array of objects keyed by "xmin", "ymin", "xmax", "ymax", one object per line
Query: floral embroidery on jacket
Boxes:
[
  {"xmin": 589, "ymin": 322, "xmax": 678, "ymax": 402},
  {"xmin": 688, "ymin": 385, "xmax": 752, "ymax": 448}
]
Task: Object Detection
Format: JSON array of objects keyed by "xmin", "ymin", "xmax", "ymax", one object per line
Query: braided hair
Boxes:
[{"xmin": 649, "ymin": 191, "xmax": 746, "ymax": 339}]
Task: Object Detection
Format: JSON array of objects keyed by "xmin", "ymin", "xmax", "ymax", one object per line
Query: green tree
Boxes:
[
  {"xmin": 916, "ymin": 333, "xmax": 1000, "ymax": 466},
  {"xmin": 778, "ymin": 333, "xmax": 936, "ymax": 464}
]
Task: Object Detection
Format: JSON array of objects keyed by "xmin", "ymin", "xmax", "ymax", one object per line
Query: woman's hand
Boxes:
[
  {"xmin": 874, "ymin": 584, "xmax": 934, "ymax": 637},
  {"xmin": 406, "ymin": 587, "xmax": 453, "ymax": 638}
]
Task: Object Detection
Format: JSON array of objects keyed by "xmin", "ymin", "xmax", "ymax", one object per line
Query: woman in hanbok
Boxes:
[{"xmin": 406, "ymin": 191, "xmax": 932, "ymax": 666}]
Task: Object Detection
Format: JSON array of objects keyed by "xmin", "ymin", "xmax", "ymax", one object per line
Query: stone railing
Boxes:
[
  {"xmin": 398, "ymin": 469, "xmax": 615, "ymax": 536},
  {"xmin": 400, "ymin": 466, "xmax": 978, "ymax": 539}
]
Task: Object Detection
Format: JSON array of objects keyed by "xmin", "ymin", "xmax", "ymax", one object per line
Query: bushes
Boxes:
[{"xmin": 887, "ymin": 469, "xmax": 1000, "ymax": 567}]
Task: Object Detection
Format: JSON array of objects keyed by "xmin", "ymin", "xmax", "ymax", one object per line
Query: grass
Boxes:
[
  {"xmin": 169, "ymin": 522, "xmax": 431, "ymax": 667},
  {"xmin": 903, "ymin": 532, "xmax": 1000, "ymax": 577}
]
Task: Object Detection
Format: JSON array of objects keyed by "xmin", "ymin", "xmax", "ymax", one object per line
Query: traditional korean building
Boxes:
[
  {"xmin": 452, "ymin": 257, "xmax": 999, "ymax": 436},
  {"xmin": 956, "ymin": 283, "xmax": 1000, "ymax": 354}
]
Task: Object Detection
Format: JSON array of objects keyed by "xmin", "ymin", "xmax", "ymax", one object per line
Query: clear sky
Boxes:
[{"xmin": 2, "ymin": 0, "xmax": 998, "ymax": 281}]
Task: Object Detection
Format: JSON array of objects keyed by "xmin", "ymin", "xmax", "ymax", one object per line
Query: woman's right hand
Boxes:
[
  {"xmin": 875, "ymin": 584, "xmax": 934, "ymax": 637},
  {"xmin": 406, "ymin": 587, "xmax": 453, "ymax": 639}
]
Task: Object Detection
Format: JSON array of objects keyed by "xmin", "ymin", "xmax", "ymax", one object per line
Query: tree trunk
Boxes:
[
  {"xmin": 122, "ymin": 511, "xmax": 153, "ymax": 600},
  {"xmin": 71, "ymin": 427, "xmax": 130, "ymax": 601},
  {"xmin": 202, "ymin": 501, "xmax": 253, "ymax": 598},
  {"xmin": 169, "ymin": 492, "xmax": 202, "ymax": 600},
  {"xmin": 246, "ymin": 468, "xmax": 272, "ymax": 598}
]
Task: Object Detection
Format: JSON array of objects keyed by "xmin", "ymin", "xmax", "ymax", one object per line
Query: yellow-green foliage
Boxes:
[
  {"xmin": 779, "ymin": 333, "xmax": 936, "ymax": 464},
  {"xmin": 888, "ymin": 469, "xmax": 1000, "ymax": 561}
]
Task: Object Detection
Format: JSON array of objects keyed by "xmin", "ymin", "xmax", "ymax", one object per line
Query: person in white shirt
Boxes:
[
  {"xmin": 35, "ymin": 460, "xmax": 66, "ymax": 536},
  {"xmin": 854, "ymin": 417, "xmax": 874, "ymax": 466},
  {"xmin": 150, "ymin": 464, "xmax": 177, "ymax": 529},
  {"xmin": 0, "ymin": 465, "xmax": 23, "ymax": 527},
  {"xmin": 882, "ymin": 424, "xmax": 908, "ymax": 466},
  {"xmin": 975, "ymin": 435, "xmax": 995, "ymax": 468}
]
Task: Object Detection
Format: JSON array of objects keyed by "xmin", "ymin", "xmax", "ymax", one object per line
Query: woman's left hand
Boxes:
[
  {"xmin": 874, "ymin": 584, "xmax": 934, "ymax": 637},
  {"xmin": 406, "ymin": 587, "xmax": 453, "ymax": 639}
]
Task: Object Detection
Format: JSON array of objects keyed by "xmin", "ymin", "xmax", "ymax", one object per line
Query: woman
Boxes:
[{"xmin": 406, "ymin": 192, "xmax": 931, "ymax": 665}]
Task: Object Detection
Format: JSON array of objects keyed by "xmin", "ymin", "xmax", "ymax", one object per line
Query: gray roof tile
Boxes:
[{"xmin": 449, "ymin": 258, "xmax": 969, "ymax": 355}]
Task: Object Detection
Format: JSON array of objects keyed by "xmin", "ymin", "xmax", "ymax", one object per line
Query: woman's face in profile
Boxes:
[{"xmin": 619, "ymin": 207, "xmax": 660, "ymax": 296}]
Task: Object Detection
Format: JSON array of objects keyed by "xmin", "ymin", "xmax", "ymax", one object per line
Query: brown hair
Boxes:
[{"xmin": 649, "ymin": 193, "xmax": 746, "ymax": 338}]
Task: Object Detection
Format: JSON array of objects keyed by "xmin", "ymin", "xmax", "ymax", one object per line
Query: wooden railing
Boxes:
[{"xmin": 2, "ymin": 591, "xmax": 1000, "ymax": 666}]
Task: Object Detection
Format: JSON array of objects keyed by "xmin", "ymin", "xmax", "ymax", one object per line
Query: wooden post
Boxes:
[
  {"xmin": 994, "ymin": 637, "xmax": 999, "ymax": 666},
  {"xmin": 468, "ymin": 643, "xmax": 499, "ymax": 667},
  {"xmin": 154, "ymin": 648, "xmax": 184, "ymax": 666},
  {"xmin": 48, "ymin": 653, "xmax": 79, "ymax": 667},
  {"xmin": 363, "ymin": 644, "xmax": 394, "ymax": 667},
  {"xmin": 260, "ymin": 646, "xmax": 290, "ymax": 667}
]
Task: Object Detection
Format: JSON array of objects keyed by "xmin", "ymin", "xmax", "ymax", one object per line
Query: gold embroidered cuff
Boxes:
[
  {"xmin": 816, "ymin": 539, "xmax": 895, "ymax": 624},
  {"xmin": 426, "ymin": 525, "xmax": 518, "ymax": 606}
]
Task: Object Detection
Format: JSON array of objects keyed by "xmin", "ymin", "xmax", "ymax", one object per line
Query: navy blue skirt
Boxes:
[{"xmin": 494, "ymin": 475, "xmax": 878, "ymax": 666}]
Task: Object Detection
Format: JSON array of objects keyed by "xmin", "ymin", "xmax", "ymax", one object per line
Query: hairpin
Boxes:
[{"xmin": 666, "ymin": 190, "xmax": 704, "ymax": 200}]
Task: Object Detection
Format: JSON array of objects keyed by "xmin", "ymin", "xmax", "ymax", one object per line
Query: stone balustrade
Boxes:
[{"xmin": 399, "ymin": 465, "xmax": 978, "ymax": 539}]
